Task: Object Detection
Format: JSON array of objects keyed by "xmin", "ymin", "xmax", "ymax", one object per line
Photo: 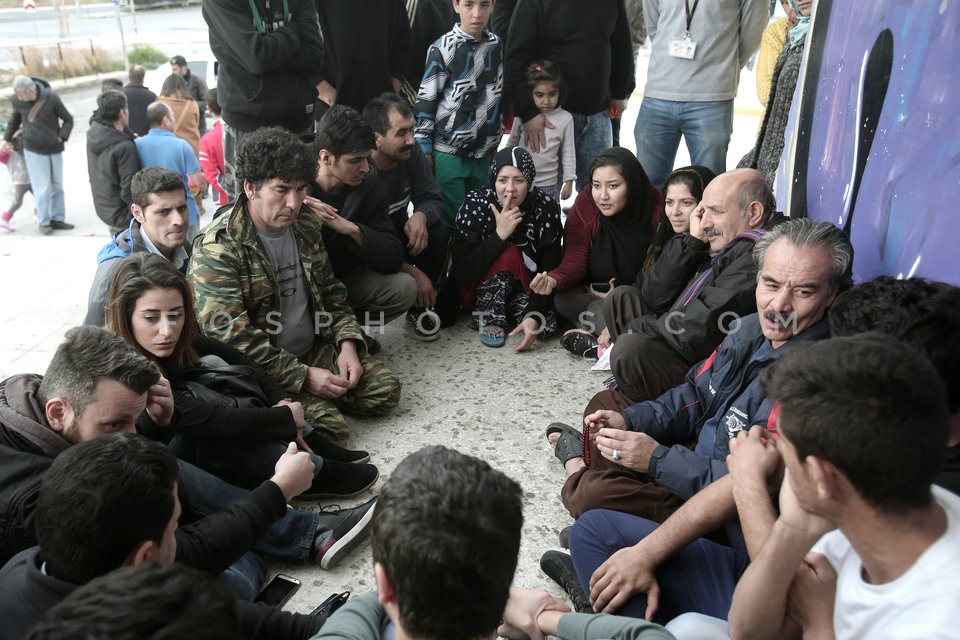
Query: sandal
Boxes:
[
  {"xmin": 546, "ymin": 422, "xmax": 583, "ymax": 466},
  {"xmin": 480, "ymin": 324, "xmax": 505, "ymax": 348}
]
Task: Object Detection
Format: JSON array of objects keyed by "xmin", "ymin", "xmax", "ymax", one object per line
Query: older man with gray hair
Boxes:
[{"xmin": 2, "ymin": 75, "xmax": 74, "ymax": 235}]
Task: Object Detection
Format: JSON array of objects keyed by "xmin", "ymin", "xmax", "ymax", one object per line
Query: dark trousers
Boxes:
[
  {"xmin": 406, "ymin": 219, "xmax": 450, "ymax": 287},
  {"xmin": 601, "ymin": 285, "xmax": 692, "ymax": 404},
  {"xmin": 560, "ymin": 435, "xmax": 683, "ymax": 521}
]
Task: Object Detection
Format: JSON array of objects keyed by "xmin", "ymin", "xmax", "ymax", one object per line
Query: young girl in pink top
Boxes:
[{"xmin": 506, "ymin": 61, "xmax": 576, "ymax": 201}]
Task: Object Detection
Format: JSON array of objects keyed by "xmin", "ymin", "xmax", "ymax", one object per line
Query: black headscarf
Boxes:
[
  {"xmin": 587, "ymin": 147, "xmax": 656, "ymax": 285},
  {"xmin": 455, "ymin": 146, "xmax": 562, "ymax": 270}
]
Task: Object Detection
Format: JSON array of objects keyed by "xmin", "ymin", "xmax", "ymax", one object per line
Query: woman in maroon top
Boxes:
[{"xmin": 530, "ymin": 147, "xmax": 660, "ymax": 338}]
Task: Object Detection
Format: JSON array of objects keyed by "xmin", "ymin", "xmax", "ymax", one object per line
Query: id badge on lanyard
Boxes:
[{"xmin": 669, "ymin": 0, "xmax": 699, "ymax": 59}]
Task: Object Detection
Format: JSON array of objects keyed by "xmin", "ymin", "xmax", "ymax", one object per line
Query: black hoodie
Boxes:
[{"xmin": 86, "ymin": 120, "xmax": 140, "ymax": 228}]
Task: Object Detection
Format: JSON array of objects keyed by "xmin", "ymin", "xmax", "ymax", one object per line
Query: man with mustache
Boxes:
[
  {"xmin": 591, "ymin": 168, "xmax": 783, "ymax": 411},
  {"xmin": 304, "ymin": 104, "xmax": 416, "ymax": 352},
  {"xmin": 543, "ymin": 219, "xmax": 851, "ymax": 608},
  {"xmin": 364, "ymin": 93, "xmax": 449, "ymax": 341},
  {"xmin": 189, "ymin": 126, "xmax": 401, "ymax": 441}
]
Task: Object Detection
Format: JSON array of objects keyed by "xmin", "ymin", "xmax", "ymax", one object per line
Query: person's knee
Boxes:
[
  {"xmin": 610, "ymin": 332, "xmax": 648, "ymax": 376},
  {"xmin": 355, "ymin": 364, "xmax": 401, "ymax": 414}
]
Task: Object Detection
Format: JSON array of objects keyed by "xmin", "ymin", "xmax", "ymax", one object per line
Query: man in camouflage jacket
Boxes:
[{"xmin": 188, "ymin": 127, "xmax": 400, "ymax": 439}]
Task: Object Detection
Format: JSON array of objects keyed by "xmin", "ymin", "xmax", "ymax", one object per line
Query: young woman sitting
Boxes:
[
  {"xmin": 527, "ymin": 148, "xmax": 660, "ymax": 356},
  {"xmin": 105, "ymin": 252, "xmax": 377, "ymax": 500}
]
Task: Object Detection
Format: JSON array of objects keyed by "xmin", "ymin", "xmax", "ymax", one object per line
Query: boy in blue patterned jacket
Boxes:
[{"xmin": 414, "ymin": 0, "xmax": 502, "ymax": 230}]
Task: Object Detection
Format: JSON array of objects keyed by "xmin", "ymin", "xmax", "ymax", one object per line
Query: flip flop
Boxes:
[
  {"xmin": 546, "ymin": 422, "xmax": 583, "ymax": 466},
  {"xmin": 480, "ymin": 324, "xmax": 505, "ymax": 347}
]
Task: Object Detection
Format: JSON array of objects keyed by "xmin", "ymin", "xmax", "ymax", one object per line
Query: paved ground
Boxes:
[{"xmin": 0, "ymin": 32, "xmax": 763, "ymax": 615}]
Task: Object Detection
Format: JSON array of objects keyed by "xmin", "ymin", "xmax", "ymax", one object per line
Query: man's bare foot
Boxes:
[{"xmin": 547, "ymin": 431, "xmax": 586, "ymax": 476}]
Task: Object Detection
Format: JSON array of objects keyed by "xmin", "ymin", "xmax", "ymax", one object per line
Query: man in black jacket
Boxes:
[
  {"xmin": 315, "ymin": 0, "xmax": 412, "ymax": 111},
  {"xmin": 122, "ymin": 64, "xmax": 156, "ymax": 137},
  {"xmin": 0, "ymin": 433, "xmax": 322, "ymax": 640},
  {"xmin": 202, "ymin": 0, "xmax": 325, "ymax": 200},
  {"xmin": 86, "ymin": 90, "xmax": 140, "ymax": 234},
  {"xmin": 590, "ymin": 168, "xmax": 782, "ymax": 410},
  {"xmin": 504, "ymin": 0, "xmax": 634, "ymax": 190},
  {"xmin": 3, "ymin": 75, "xmax": 74, "ymax": 235},
  {"xmin": 305, "ymin": 105, "xmax": 416, "ymax": 341}
]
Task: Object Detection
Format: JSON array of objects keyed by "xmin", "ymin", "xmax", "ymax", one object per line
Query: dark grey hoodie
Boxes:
[{"xmin": 86, "ymin": 119, "xmax": 140, "ymax": 228}]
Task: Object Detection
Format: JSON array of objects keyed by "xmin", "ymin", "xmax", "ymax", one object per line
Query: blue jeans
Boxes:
[
  {"xmin": 569, "ymin": 509, "xmax": 748, "ymax": 623},
  {"xmin": 218, "ymin": 551, "xmax": 266, "ymax": 601},
  {"xmin": 571, "ymin": 110, "xmax": 614, "ymax": 191},
  {"xmin": 21, "ymin": 150, "xmax": 64, "ymax": 226},
  {"xmin": 634, "ymin": 98, "xmax": 733, "ymax": 189},
  {"xmin": 176, "ymin": 459, "xmax": 318, "ymax": 564}
]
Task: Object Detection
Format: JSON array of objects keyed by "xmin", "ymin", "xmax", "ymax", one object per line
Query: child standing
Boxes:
[
  {"xmin": 198, "ymin": 88, "xmax": 228, "ymax": 207},
  {"xmin": 507, "ymin": 61, "xmax": 576, "ymax": 201},
  {"xmin": 0, "ymin": 140, "xmax": 33, "ymax": 232},
  {"xmin": 414, "ymin": 0, "xmax": 502, "ymax": 230}
]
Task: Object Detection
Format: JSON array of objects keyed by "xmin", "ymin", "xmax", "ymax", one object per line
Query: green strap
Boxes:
[{"xmin": 246, "ymin": 0, "xmax": 290, "ymax": 34}]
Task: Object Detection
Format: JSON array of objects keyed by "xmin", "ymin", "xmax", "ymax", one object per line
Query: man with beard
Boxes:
[{"xmin": 364, "ymin": 93, "xmax": 449, "ymax": 341}]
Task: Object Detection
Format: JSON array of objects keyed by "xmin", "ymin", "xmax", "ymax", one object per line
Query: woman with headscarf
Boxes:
[
  {"xmin": 452, "ymin": 146, "xmax": 562, "ymax": 350},
  {"xmin": 739, "ymin": 0, "xmax": 813, "ymax": 188},
  {"xmin": 530, "ymin": 148, "xmax": 660, "ymax": 339}
]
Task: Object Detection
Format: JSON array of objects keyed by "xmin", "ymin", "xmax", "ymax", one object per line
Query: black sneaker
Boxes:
[
  {"xmin": 540, "ymin": 550, "xmax": 593, "ymax": 613},
  {"xmin": 38, "ymin": 225, "xmax": 53, "ymax": 236},
  {"xmin": 303, "ymin": 429, "xmax": 370, "ymax": 464},
  {"xmin": 560, "ymin": 330, "xmax": 599, "ymax": 359},
  {"xmin": 407, "ymin": 308, "xmax": 441, "ymax": 341},
  {"xmin": 297, "ymin": 460, "xmax": 379, "ymax": 501},
  {"xmin": 48, "ymin": 220, "xmax": 74, "ymax": 230},
  {"xmin": 313, "ymin": 497, "xmax": 377, "ymax": 569}
]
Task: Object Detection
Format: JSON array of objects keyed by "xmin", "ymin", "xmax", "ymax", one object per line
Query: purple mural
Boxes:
[{"xmin": 783, "ymin": 0, "xmax": 960, "ymax": 285}]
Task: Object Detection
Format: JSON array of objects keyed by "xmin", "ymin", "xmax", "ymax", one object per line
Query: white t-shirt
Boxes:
[{"xmin": 811, "ymin": 485, "xmax": 960, "ymax": 639}]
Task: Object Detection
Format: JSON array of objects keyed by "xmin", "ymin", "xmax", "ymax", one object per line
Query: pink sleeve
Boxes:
[{"xmin": 548, "ymin": 188, "xmax": 597, "ymax": 290}]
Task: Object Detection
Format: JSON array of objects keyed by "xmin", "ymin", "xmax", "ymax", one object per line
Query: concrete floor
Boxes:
[{"xmin": 0, "ymin": 31, "xmax": 764, "ymax": 617}]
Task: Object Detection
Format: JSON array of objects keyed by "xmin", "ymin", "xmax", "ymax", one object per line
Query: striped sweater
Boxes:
[{"xmin": 414, "ymin": 24, "xmax": 503, "ymax": 159}]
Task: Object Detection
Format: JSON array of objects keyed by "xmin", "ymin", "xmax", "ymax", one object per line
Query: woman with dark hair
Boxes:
[
  {"xmin": 157, "ymin": 74, "xmax": 201, "ymax": 156},
  {"xmin": 105, "ymin": 252, "xmax": 377, "ymax": 499},
  {"xmin": 452, "ymin": 146, "xmax": 562, "ymax": 350},
  {"xmin": 530, "ymin": 147, "xmax": 660, "ymax": 343},
  {"xmin": 642, "ymin": 165, "xmax": 716, "ymax": 276}
]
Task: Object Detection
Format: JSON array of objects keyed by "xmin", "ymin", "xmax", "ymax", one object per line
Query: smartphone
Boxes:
[
  {"xmin": 255, "ymin": 574, "xmax": 301, "ymax": 608},
  {"xmin": 310, "ymin": 590, "xmax": 351, "ymax": 617},
  {"xmin": 591, "ymin": 282, "xmax": 611, "ymax": 293}
]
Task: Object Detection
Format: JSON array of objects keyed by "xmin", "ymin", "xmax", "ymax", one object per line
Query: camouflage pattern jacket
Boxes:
[{"xmin": 188, "ymin": 199, "xmax": 365, "ymax": 393}]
